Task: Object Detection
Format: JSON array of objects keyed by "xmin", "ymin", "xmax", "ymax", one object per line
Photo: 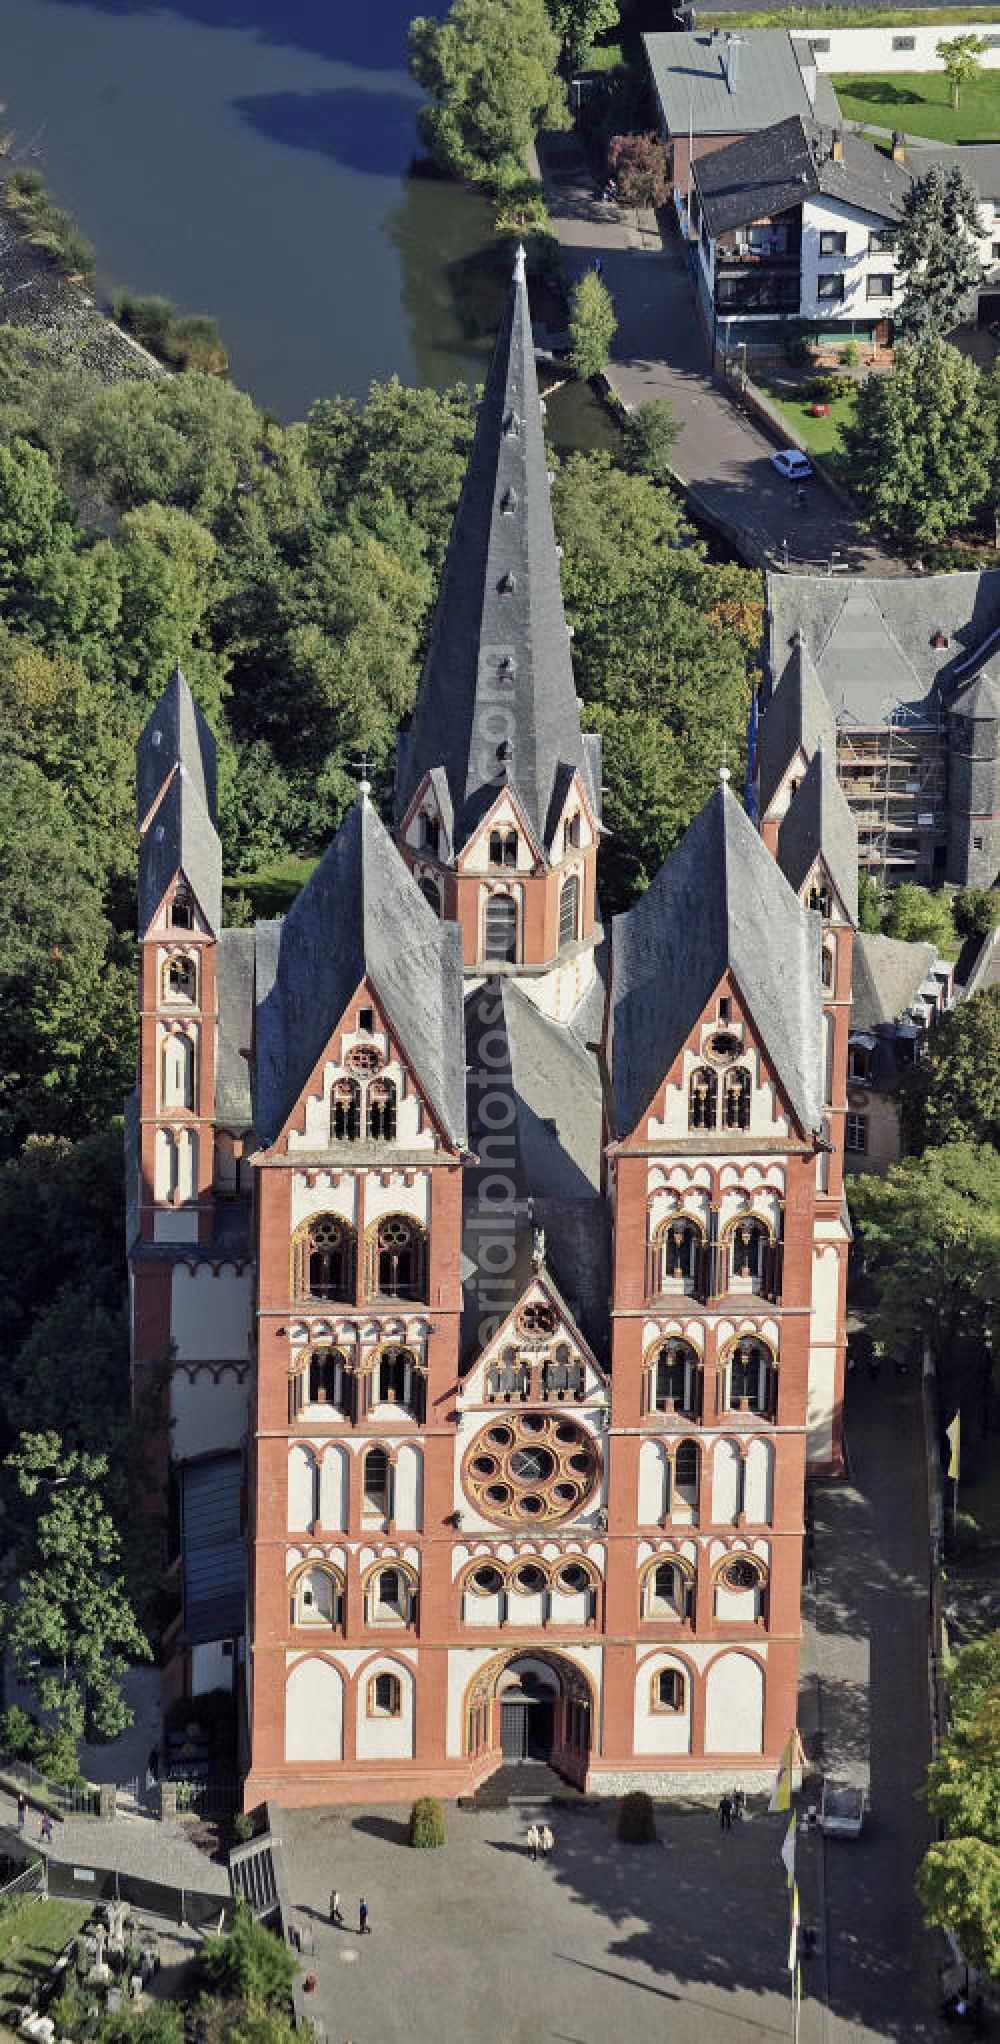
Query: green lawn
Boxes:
[
  {"xmin": 0, "ymin": 1897, "xmax": 88, "ymax": 2024},
  {"xmin": 708, "ymin": 6, "xmax": 1000, "ymax": 25},
  {"xmin": 760, "ymin": 380, "xmax": 858, "ymax": 458},
  {"xmin": 833, "ymin": 68, "xmax": 1000, "ymax": 143},
  {"xmin": 223, "ymin": 853, "xmax": 318, "ymax": 920}
]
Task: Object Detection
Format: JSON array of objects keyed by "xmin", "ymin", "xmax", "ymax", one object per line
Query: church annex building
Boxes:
[{"xmin": 128, "ymin": 251, "xmax": 855, "ymax": 1806}]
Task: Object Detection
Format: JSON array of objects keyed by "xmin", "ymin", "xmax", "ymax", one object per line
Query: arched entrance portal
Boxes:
[{"xmin": 466, "ymin": 1651, "xmax": 592, "ymax": 1786}]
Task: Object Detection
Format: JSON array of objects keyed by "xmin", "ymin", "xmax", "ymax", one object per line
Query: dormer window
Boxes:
[
  {"xmin": 420, "ymin": 813, "xmax": 440, "ymax": 854},
  {"xmin": 563, "ymin": 813, "xmax": 582, "ymax": 853},
  {"xmin": 489, "ymin": 828, "xmax": 518, "ymax": 868},
  {"xmin": 498, "ymin": 570, "xmax": 516, "ymax": 594},
  {"xmin": 503, "ymin": 409, "xmax": 521, "ymax": 438},
  {"xmin": 809, "ymin": 883, "xmax": 832, "ymax": 918},
  {"xmin": 358, "ymin": 1007, "xmax": 375, "ymax": 1034},
  {"xmin": 501, "ymin": 487, "xmax": 518, "ymax": 514},
  {"xmin": 170, "ymin": 888, "xmax": 193, "ymax": 930}
]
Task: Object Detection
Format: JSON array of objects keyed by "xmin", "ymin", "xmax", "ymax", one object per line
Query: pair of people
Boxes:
[
  {"xmin": 527, "ymin": 1822, "xmax": 554, "ymax": 1862},
  {"xmin": 329, "ymin": 1891, "xmax": 370, "ymax": 1935}
]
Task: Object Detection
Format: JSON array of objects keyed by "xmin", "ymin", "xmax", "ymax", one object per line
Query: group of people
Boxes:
[
  {"xmin": 526, "ymin": 1822, "xmax": 554, "ymax": 1862},
  {"xmin": 329, "ymin": 1890, "xmax": 370, "ymax": 1935},
  {"xmin": 717, "ymin": 1790, "xmax": 746, "ymax": 1832},
  {"xmin": 16, "ymin": 1793, "xmax": 52, "ymax": 1843}
]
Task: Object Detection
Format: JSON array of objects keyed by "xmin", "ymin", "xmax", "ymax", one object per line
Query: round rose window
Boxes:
[{"xmin": 463, "ymin": 1413, "xmax": 599, "ymax": 1525}]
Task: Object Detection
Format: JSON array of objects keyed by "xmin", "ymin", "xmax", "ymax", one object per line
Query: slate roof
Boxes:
[
  {"xmin": 778, "ymin": 746, "xmax": 859, "ymax": 925},
  {"xmin": 758, "ymin": 638, "xmax": 837, "ymax": 816},
  {"xmin": 766, "ymin": 570, "xmax": 1000, "ymax": 726},
  {"xmin": 138, "ymin": 765, "xmax": 222, "ymax": 936},
  {"xmin": 643, "ymin": 28, "xmax": 837, "ymax": 137},
  {"xmin": 611, "ymin": 782, "xmax": 823, "ymax": 1138},
  {"xmin": 694, "ymin": 115, "xmax": 911, "ymax": 237},
  {"xmin": 216, "ymin": 929, "xmax": 255, "ymax": 1128},
  {"xmin": 851, "ymin": 932, "xmax": 938, "ymax": 1033},
  {"xmin": 136, "ymin": 661, "xmax": 217, "ymax": 828},
  {"xmin": 951, "ymin": 664, "xmax": 1000, "ymax": 721},
  {"xmin": 396, "ymin": 249, "xmax": 597, "ymax": 856},
  {"xmin": 254, "ymin": 796, "xmax": 467, "ymax": 1151},
  {"xmin": 905, "ymin": 140, "xmax": 1000, "ymax": 203}
]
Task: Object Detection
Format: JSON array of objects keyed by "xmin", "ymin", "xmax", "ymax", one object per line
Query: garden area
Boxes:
[
  {"xmin": 832, "ymin": 67, "xmax": 1000, "ymax": 142},
  {"xmin": 0, "ymin": 1897, "xmax": 89, "ymax": 2031},
  {"xmin": 758, "ymin": 372, "xmax": 860, "ymax": 461}
]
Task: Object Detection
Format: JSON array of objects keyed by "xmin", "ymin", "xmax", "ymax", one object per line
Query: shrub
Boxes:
[
  {"xmin": 953, "ymin": 888, "xmax": 1000, "ymax": 940},
  {"xmin": 617, "ymin": 1789, "xmax": 656, "ymax": 1843},
  {"xmin": 166, "ymin": 315, "xmax": 228, "ymax": 375},
  {"xmin": 624, "ymin": 398, "xmax": 679, "ymax": 483},
  {"xmin": 606, "ymin": 131, "xmax": 670, "ymax": 210},
  {"xmin": 841, "ymin": 338, "xmax": 860, "ymax": 367},
  {"xmin": 199, "ymin": 1899, "xmax": 297, "ymax": 2010},
  {"xmin": 5, "ymin": 167, "xmax": 45, "ymax": 202},
  {"xmin": 0, "ymin": 1705, "xmax": 39, "ymax": 1760},
  {"xmin": 409, "ymin": 1795, "xmax": 446, "ymax": 1847},
  {"xmin": 232, "ymin": 1810, "xmax": 256, "ymax": 1844},
  {"xmin": 883, "ymin": 881, "xmax": 955, "ymax": 949}
]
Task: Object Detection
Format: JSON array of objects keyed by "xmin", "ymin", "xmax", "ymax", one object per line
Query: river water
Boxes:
[{"xmin": 0, "ymin": 0, "xmax": 619, "ymax": 444}]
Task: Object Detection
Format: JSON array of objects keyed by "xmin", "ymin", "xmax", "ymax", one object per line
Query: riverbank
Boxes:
[{"xmin": 0, "ymin": 190, "xmax": 166, "ymax": 383}]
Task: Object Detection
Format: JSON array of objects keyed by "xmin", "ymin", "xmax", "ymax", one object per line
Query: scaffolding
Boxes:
[{"xmin": 836, "ymin": 703, "xmax": 948, "ymax": 892}]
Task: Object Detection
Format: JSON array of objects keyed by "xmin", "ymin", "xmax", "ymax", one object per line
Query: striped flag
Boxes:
[
  {"xmin": 788, "ymin": 1880, "xmax": 800, "ymax": 1971},
  {"xmin": 946, "ymin": 1412, "xmax": 961, "ymax": 1481},
  {"xmin": 781, "ymin": 1811, "xmax": 797, "ymax": 1890},
  {"xmin": 769, "ymin": 1731, "xmax": 794, "ymax": 1813}
]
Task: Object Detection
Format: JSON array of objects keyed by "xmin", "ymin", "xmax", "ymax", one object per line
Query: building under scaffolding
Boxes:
[{"xmin": 836, "ymin": 705, "xmax": 948, "ymax": 890}]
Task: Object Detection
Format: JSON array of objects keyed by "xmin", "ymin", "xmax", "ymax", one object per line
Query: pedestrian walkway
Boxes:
[
  {"xmin": 534, "ymin": 130, "xmax": 902, "ymax": 577},
  {"xmin": 0, "ymin": 1781, "xmax": 230, "ymax": 1897}
]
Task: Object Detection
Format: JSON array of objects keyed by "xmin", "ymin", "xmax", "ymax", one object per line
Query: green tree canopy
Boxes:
[
  {"xmin": 882, "ymin": 880, "xmax": 955, "ymax": 947},
  {"xmin": 843, "ymin": 339, "xmax": 992, "ymax": 544},
  {"xmin": 902, "ymin": 986, "xmax": 1000, "ymax": 1153},
  {"xmin": 856, "ymin": 869, "xmax": 882, "ymax": 934},
  {"xmin": 848, "ymin": 1143, "xmax": 1000, "ymax": 1382},
  {"xmin": 895, "ymin": 163, "xmax": 984, "ymax": 343},
  {"xmin": 918, "ymin": 1632, "xmax": 1000, "ymax": 1975},
  {"xmin": 936, "ymin": 32, "xmax": 988, "ymax": 109},
  {"xmin": 546, "ymin": 0, "xmax": 619, "ymax": 69},
  {"xmin": 623, "ymin": 399, "xmax": 680, "ymax": 484},
  {"xmin": 199, "ymin": 1902, "xmax": 297, "ymax": 2010},
  {"xmin": 410, "ymin": 0, "xmax": 568, "ymax": 189},
  {"xmin": 569, "ymin": 269, "xmax": 617, "ymax": 381}
]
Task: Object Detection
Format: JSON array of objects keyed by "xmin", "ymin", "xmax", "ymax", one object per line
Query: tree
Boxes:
[
  {"xmin": 843, "ymin": 339, "xmax": 993, "ymax": 544},
  {"xmin": 199, "ymin": 1901, "xmax": 298, "ymax": 2010},
  {"xmin": 902, "ymin": 986, "xmax": 1000, "ymax": 1153},
  {"xmin": 917, "ymin": 1631, "xmax": 1000, "ymax": 1975},
  {"xmin": 4, "ymin": 1431, "xmax": 151, "ymax": 1753},
  {"xmin": 953, "ymin": 887, "xmax": 1000, "ymax": 940},
  {"xmin": 569, "ymin": 270, "xmax": 617, "ymax": 380},
  {"xmin": 936, "ymin": 33, "xmax": 988, "ymax": 109},
  {"xmin": 895, "ymin": 163, "xmax": 984, "ymax": 343},
  {"xmin": 607, "ymin": 131, "xmax": 670, "ymax": 209},
  {"xmin": 856, "ymin": 869, "xmax": 882, "ymax": 934},
  {"xmin": 546, "ymin": 0, "xmax": 619, "ymax": 70},
  {"xmin": 848, "ymin": 1144, "xmax": 1000, "ymax": 1391},
  {"xmin": 409, "ymin": 0, "xmax": 569, "ymax": 190},
  {"xmin": 882, "ymin": 880, "xmax": 955, "ymax": 947},
  {"xmin": 623, "ymin": 398, "xmax": 680, "ymax": 484}
]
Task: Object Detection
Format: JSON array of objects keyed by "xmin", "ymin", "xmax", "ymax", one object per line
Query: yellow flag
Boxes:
[
  {"xmin": 788, "ymin": 1881, "xmax": 800, "ymax": 1971},
  {"xmin": 769, "ymin": 1731, "xmax": 793, "ymax": 1813},
  {"xmin": 946, "ymin": 1412, "xmax": 961, "ymax": 1482}
]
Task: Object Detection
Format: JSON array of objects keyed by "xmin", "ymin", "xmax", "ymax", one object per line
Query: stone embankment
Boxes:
[{"xmin": 0, "ymin": 191, "xmax": 165, "ymax": 384}]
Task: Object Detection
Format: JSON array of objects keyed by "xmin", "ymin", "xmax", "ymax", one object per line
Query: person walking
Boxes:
[
  {"xmin": 540, "ymin": 1823, "xmax": 554, "ymax": 1860},
  {"xmin": 718, "ymin": 1793, "xmax": 733, "ymax": 1832},
  {"xmin": 17, "ymin": 1794, "xmax": 26, "ymax": 1833},
  {"xmin": 359, "ymin": 1897, "xmax": 370, "ymax": 1935},
  {"xmin": 329, "ymin": 1889, "xmax": 342, "ymax": 1926},
  {"xmin": 527, "ymin": 1822, "xmax": 540, "ymax": 1862},
  {"xmin": 39, "ymin": 1811, "xmax": 53, "ymax": 1845}
]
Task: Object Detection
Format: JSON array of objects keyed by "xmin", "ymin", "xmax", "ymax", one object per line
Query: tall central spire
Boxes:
[{"xmin": 397, "ymin": 247, "xmax": 596, "ymax": 857}]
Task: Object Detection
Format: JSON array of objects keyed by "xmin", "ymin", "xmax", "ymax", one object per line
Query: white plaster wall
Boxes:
[
  {"xmin": 364, "ymin": 1176, "xmax": 431, "ymax": 1227},
  {"xmin": 715, "ymin": 1584, "xmax": 758, "ymax": 1621},
  {"xmin": 463, "ymin": 796, "xmax": 536, "ymax": 873},
  {"xmin": 285, "ymin": 1656, "xmax": 344, "ymax": 1761},
  {"xmin": 812, "ymin": 1242, "xmax": 842, "ymax": 1343},
  {"xmin": 506, "ymin": 1588, "xmax": 546, "ymax": 1626},
  {"xmin": 464, "ymin": 1591, "xmax": 501, "ymax": 1626},
  {"xmin": 704, "ymin": 1652, "xmax": 765, "ymax": 1753},
  {"xmin": 639, "ymin": 1439, "xmax": 667, "ymax": 1525},
  {"xmin": 290, "ymin": 1175, "xmax": 360, "ymax": 1227},
  {"xmin": 712, "ymin": 1440, "xmax": 741, "ymax": 1525},
  {"xmin": 808, "ymin": 1348, "xmax": 837, "ymax": 1466},
  {"xmin": 793, "ymin": 23, "xmax": 1000, "ymax": 71},
  {"xmin": 509, "ymin": 943, "xmax": 598, "ymax": 1025},
  {"xmin": 356, "ymin": 1660, "xmax": 415, "ymax": 1759},
  {"xmin": 550, "ymin": 1588, "xmax": 590, "ymax": 1625},
  {"xmin": 191, "ymin": 1641, "xmax": 233, "ymax": 1696},
  {"xmin": 447, "ymin": 1647, "xmax": 501, "ymax": 1758},
  {"xmin": 394, "ymin": 1443, "xmax": 423, "ymax": 1531},
  {"xmin": 319, "ymin": 1445, "xmax": 348, "ymax": 1530},
  {"xmin": 170, "ymin": 1368, "xmax": 249, "ymax": 1461},
  {"xmin": 801, "ymin": 193, "xmax": 899, "ymax": 325},
  {"xmin": 633, "ymin": 1658, "xmax": 693, "ymax": 1755},
  {"xmin": 171, "ymin": 1265, "xmax": 252, "ymax": 1361},
  {"xmin": 288, "ymin": 1445, "xmax": 318, "ymax": 1531},
  {"xmin": 287, "ymin": 1044, "xmax": 434, "ymax": 1154},
  {"xmin": 745, "ymin": 1439, "xmax": 774, "ymax": 1523}
]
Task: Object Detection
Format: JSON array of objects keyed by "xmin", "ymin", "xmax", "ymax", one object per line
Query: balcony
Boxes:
[{"xmin": 715, "ymin": 270, "xmax": 801, "ymax": 316}]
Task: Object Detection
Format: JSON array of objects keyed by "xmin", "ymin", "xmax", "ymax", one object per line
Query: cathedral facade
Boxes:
[{"xmin": 129, "ymin": 252, "xmax": 852, "ymax": 1805}]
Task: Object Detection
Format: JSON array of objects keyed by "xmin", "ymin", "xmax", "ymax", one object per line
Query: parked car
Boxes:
[{"xmin": 770, "ymin": 449, "xmax": 813, "ymax": 480}]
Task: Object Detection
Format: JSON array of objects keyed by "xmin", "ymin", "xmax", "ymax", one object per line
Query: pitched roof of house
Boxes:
[
  {"xmin": 138, "ymin": 764, "xmax": 222, "ymax": 936},
  {"xmin": 851, "ymin": 932, "xmax": 938, "ymax": 1032},
  {"xmin": 136, "ymin": 661, "xmax": 217, "ymax": 829},
  {"xmin": 610, "ymin": 780, "xmax": 823, "ymax": 1138},
  {"xmin": 904, "ymin": 139, "xmax": 1000, "ymax": 202},
  {"xmin": 758, "ymin": 638, "xmax": 837, "ymax": 815},
  {"xmin": 766, "ymin": 569, "xmax": 1000, "ymax": 727},
  {"xmin": 950, "ymin": 664, "xmax": 1000, "ymax": 721},
  {"xmin": 395, "ymin": 249, "xmax": 596, "ymax": 856},
  {"xmin": 254, "ymin": 795, "xmax": 467, "ymax": 1150},
  {"xmin": 643, "ymin": 28, "xmax": 835, "ymax": 137},
  {"xmin": 778, "ymin": 745, "xmax": 859, "ymax": 924},
  {"xmin": 694, "ymin": 113, "xmax": 912, "ymax": 236},
  {"xmin": 216, "ymin": 928, "xmax": 255, "ymax": 1127}
]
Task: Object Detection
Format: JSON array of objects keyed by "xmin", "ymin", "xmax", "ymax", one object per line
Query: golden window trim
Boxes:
[
  {"xmin": 366, "ymin": 1671, "xmax": 403, "ymax": 1718},
  {"xmin": 461, "ymin": 1412, "xmax": 601, "ymax": 1527},
  {"xmin": 649, "ymin": 1667, "xmax": 687, "ymax": 1713}
]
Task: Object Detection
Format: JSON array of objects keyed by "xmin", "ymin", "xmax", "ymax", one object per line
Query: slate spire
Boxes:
[
  {"xmin": 396, "ymin": 248, "xmax": 596, "ymax": 856},
  {"xmin": 136, "ymin": 662, "xmax": 221, "ymax": 936},
  {"xmin": 136, "ymin": 659, "xmax": 217, "ymax": 829},
  {"xmin": 757, "ymin": 637, "xmax": 836, "ymax": 818}
]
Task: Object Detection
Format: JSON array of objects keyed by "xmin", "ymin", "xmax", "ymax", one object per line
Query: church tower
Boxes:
[{"xmin": 395, "ymin": 248, "xmax": 601, "ymax": 1023}]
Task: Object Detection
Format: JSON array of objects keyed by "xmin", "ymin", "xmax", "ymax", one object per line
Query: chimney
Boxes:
[
  {"xmin": 831, "ymin": 128, "xmax": 844, "ymax": 162},
  {"xmin": 723, "ymin": 33, "xmax": 741, "ymax": 92},
  {"xmin": 891, "ymin": 129, "xmax": 906, "ymax": 163},
  {"xmin": 799, "ymin": 58, "xmax": 817, "ymax": 108}
]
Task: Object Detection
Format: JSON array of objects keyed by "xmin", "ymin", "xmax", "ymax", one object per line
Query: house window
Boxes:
[
  {"xmin": 291, "ymin": 1564, "xmax": 343, "ymax": 1628},
  {"xmin": 368, "ymin": 1672, "xmax": 402, "ymax": 1716},
  {"xmin": 369, "ymin": 1214, "xmax": 427, "ymax": 1302},
  {"xmin": 819, "ymin": 230, "xmax": 847, "ymax": 256},
  {"xmin": 722, "ymin": 1068, "xmax": 751, "ymax": 1130},
  {"xmin": 672, "ymin": 1441, "xmax": 699, "ymax": 1510},
  {"xmin": 869, "ymin": 228, "xmax": 894, "ymax": 254},
  {"xmin": 489, "ymin": 828, "xmax": 518, "ymax": 868},
  {"xmin": 651, "ymin": 1667, "xmax": 685, "ymax": 1711},
  {"xmin": 646, "ymin": 1338, "xmax": 699, "ymax": 1415},
  {"xmin": 332, "ymin": 1078, "xmax": 361, "ymax": 1141},
  {"xmin": 484, "ymin": 891, "xmax": 518, "ymax": 963},
  {"xmin": 563, "ymin": 813, "xmax": 581, "ymax": 853},
  {"xmin": 688, "ymin": 1067, "xmax": 718, "ymax": 1130},
  {"xmin": 847, "ymin": 1044, "xmax": 870, "ymax": 1084},
  {"xmin": 559, "ymin": 872, "xmax": 580, "ymax": 949},
  {"xmin": 891, "ymin": 33, "xmax": 915, "ymax": 48},
  {"xmin": 294, "ymin": 1215, "xmax": 356, "ymax": 1301},
  {"xmin": 419, "ymin": 876, "xmax": 441, "ymax": 916},
  {"xmin": 308, "ymin": 1348, "xmax": 351, "ymax": 1415},
  {"xmin": 867, "ymin": 273, "xmax": 894, "ymax": 299},
  {"xmin": 421, "ymin": 813, "xmax": 440, "ymax": 854},
  {"xmin": 363, "ymin": 1447, "xmax": 392, "ymax": 1518},
  {"xmin": 367, "ymin": 1078, "xmax": 397, "ymax": 1142},
  {"xmin": 846, "ymin": 1112, "xmax": 869, "ymax": 1153},
  {"xmin": 817, "ymin": 273, "xmax": 846, "ymax": 302},
  {"xmin": 163, "ymin": 954, "xmax": 196, "ymax": 1002},
  {"xmin": 169, "ymin": 889, "xmax": 194, "ymax": 929}
]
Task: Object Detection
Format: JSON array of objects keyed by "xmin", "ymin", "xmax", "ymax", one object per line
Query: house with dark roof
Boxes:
[
  {"xmin": 643, "ymin": 27, "xmax": 837, "ymax": 194},
  {"xmin": 690, "ymin": 115, "xmax": 911, "ymax": 348},
  {"xmin": 845, "ymin": 933, "xmax": 954, "ymax": 1173}
]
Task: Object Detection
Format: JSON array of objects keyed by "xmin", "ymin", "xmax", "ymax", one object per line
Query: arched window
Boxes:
[
  {"xmin": 672, "ymin": 1441, "xmax": 699, "ymax": 1510},
  {"xmin": 161, "ymin": 1032, "xmax": 195, "ymax": 1111},
  {"xmin": 643, "ymin": 1559, "xmax": 690, "ymax": 1619},
  {"xmin": 713, "ymin": 1553, "xmax": 768, "ymax": 1620},
  {"xmin": 308, "ymin": 1348, "xmax": 351, "ymax": 1415},
  {"xmin": 559, "ymin": 873, "xmax": 580, "ymax": 950},
  {"xmin": 420, "ymin": 813, "xmax": 440, "ymax": 854},
  {"xmin": 369, "ymin": 1344, "xmax": 425, "ymax": 1421},
  {"xmin": 468, "ymin": 1564, "xmax": 504, "ymax": 1598},
  {"xmin": 542, "ymin": 1342, "xmax": 584, "ymax": 1399},
  {"xmin": 363, "ymin": 1447, "xmax": 392, "ymax": 1518},
  {"xmin": 419, "ymin": 876, "xmax": 441, "ymax": 916},
  {"xmin": 648, "ymin": 1216, "xmax": 702, "ymax": 1295},
  {"xmin": 368, "ymin": 1215, "xmax": 427, "ymax": 1302},
  {"xmin": 512, "ymin": 1563, "xmax": 547, "ymax": 1597},
  {"xmin": 563, "ymin": 812, "xmax": 582, "ymax": 853},
  {"xmin": 722, "ymin": 1068, "xmax": 751, "ymax": 1131},
  {"xmin": 484, "ymin": 891, "xmax": 517, "ymax": 963},
  {"xmin": 651, "ymin": 1666, "xmax": 685, "ymax": 1712},
  {"xmin": 688, "ymin": 1067, "xmax": 717, "ymax": 1131},
  {"xmin": 726, "ymin": 1217, "xmax": 772, "ymax": 1293},
  {"xmin": 291, "ymin": 1563, "xmax": 343, "ymax": 1628},
  {"xmin": 368, "ymin": 1566, "xmax": 413, "ymax": 1625},
  {"xmin": 169, "ymin": 888, "xmax": 193, "ymax": 930},
  {"xmin": 163, "ymin": 953, "xmax": 196, "ymax": 1002},
  {"xmin": 293, "ymin": 1216, "xmax": 357, "ymax": 1302},
  {"xmin": 821, "ymin": 940, "xmax": 835, "ymax": 991},
  {"xmin": 332, "ymin": 1079, "xmax": 361, "ymax": 1141},
  {"xmin": 646, "ymin": 1339, "xmax": 699, "ymax": 1416},
  {"xmin": 489, "ymin": 828, "xmax": 518, "ymax": 867},
  {"xmin": 368, "ymin": 1671, "xmax": 402, "ymax": 1716},
  {"xmin": 367, "ymin": 1078, "xmax": 397, "ymax": 1142},
  {"xmin": 726, "ymin": 1340, "xmax": 777, "ymax": 1418},
  {"xmin": 809, "ymin": 881, "xmax": 832, "ymax": 918}
]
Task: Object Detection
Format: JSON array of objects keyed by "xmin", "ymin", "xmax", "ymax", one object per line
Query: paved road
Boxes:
[{"xmin": 535, "ymin": 132, "xmax": 903, "ymax": 577}]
